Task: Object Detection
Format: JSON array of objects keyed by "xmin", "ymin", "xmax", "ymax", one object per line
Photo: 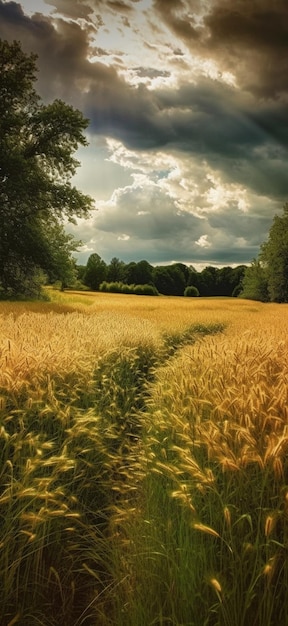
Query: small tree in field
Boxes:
[
  {"xmin": 0, "ymin": 39, "xmax": 93, "ymax": 298},
  {"xmin": 184, "ymin": 286, "xmax": 199, "ymax": 297},
  {"xmin": 240, "ymin": 260, "xmax": 269, "ymax": 302}
]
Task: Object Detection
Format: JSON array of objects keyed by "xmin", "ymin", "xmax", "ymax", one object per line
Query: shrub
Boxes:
[
  {"xmin": 184, "ymin": 285, "xmax": 199, "ymax": 297},
  {"xmin": 106, "ymin": 282, "xmax": 122, "ymax": 293},
  {"xmin": 121, "ymin": 283, "xmax": 134, "ymax": 294},
  {"xmin": 99, "ymin": 282, "xmax": 159, "ymax": 295},
  {"xmin": 133, "ymin": 284, "xmax": 159, "ymax": 296}
]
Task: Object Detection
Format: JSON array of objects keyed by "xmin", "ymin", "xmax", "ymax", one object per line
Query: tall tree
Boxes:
[
  {"xmin": 260, "ymin": 204, "xmax": 288, "ymax": 302},
  {"xmin": 84, "ymin": 253, "xmax": 107, "ymax": 290},
  {"xmin": 152, "ymin": 266, "xmax": 175, "ymax": 295},
  {"xmin": 133, "ymin": 260, "xmax": 154, "ymax": 285},
  {"xmin": 0, "ymin": 39, "xmax": 93, "ymax": 298},
  {"xmin": 107, "ymin": 257, "xmax": 125, "ymax": 283},
  {"xmin": 198, "ymin": 267, "xmax": 218, "ymax": 296},
  {"xmin": 123, "ymin": 262, "xmax": 137, "ymax": 285},
  {"xmin": 152, "ymin": 265, "xmax": 186, "ymax": 296}
]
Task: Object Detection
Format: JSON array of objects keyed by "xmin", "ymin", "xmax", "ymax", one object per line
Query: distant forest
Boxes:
[{"xmin": 76, "ymin": 255, "xmax": 246, "ymax": 297}]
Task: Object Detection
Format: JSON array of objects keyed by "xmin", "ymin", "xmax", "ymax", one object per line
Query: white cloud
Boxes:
[
  {"xmin": 67, "ymin": 139, "xmax": 279, "ymax": 266},
  {"xmin": 195, "ymin": 235, "xmax": 211, "ymax": 248}
]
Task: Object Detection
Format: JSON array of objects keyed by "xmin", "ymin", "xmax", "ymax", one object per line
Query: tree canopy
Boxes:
[
  {"xmin": 0, "ymin": 39, "xmax": 93, "ymax": 298},
  {"xmin": 260, "ymin": 203, "xmax": 288, "ymax": 302},
  {"xmin": 240, "ymin": 203, "xmax": 288, "ymax": 303}
]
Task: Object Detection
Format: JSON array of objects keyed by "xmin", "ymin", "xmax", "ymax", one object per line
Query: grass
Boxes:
[{"xmin": 1, "ymin": 292, "xmax": 288, "ymax": 624}]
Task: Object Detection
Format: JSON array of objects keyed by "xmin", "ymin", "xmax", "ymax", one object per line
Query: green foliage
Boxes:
[
  {"xmin": 152, "ymin": 264, "xmax": 186, "ymax": 295},
  {"xmin": 184, "ymin": 285, "xmax": 199, "ymax": 297},
  {"xmin": 120, "ymin": 281, "xmax": 133, "ymax": 294},
  {"xmin": 239, "ymin": 203, "xmax": 288, "ymax": 303},
  {"xmin": 260, "ymin": 203, "xmax": 288, "ymax": 302},
  {"xmin": 84, "ymin": 253, "xmax": 107, "ymax": 290},
  {"xmin": 99, "ymin": 281, "xmax": 159, "ymax": 295},
  {"xmin": 80, "ymin": 257, "xmax": 247, "ymax": 298},
  {"xmin": 0, "ymin": 39, "xmax": 92, "ymax": 299},
  {"xmin": 123, "ymin": 260, "xmax": 154, "ymax": 285},
  {"xmin": 240, "ymin": 259, "xmax": 269, "ymax": 302},
  {"xmin": 107, "ymin": 257, "xmax": 125, "ymax": 282},
  {"xmin": 152, "ymin": 266, "xmax": 175, "ymax": 295},
  {"xmin": 133, "ymin": 283, "xmax": 159, "ymax": 295}
]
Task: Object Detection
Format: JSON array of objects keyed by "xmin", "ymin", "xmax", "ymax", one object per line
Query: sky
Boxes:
[{"xmin": 1, "ymin": 0, "xmax": 288, "ymax": 268}]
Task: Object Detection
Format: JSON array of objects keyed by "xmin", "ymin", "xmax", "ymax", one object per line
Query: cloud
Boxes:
[
  {"xmin": 106, "ymin": 1, "xmax": 133, "ymax": 13},
  {"xmin": 153, "ymin": 0, "xmax": 202, "ymax": 42},
  {"xmin": 1, "ymin": 0, "xmax": 287, "ymax": 268},
  {"xmin": 203, "ymin": 0, "xmax": 288, "ymax": 98},
  {"xmin": 0, "ymin": 1, "xmax": 97, "ymax": 103},
  {"xmin": 44, "ymin": 0, "xmax": 94, "ymax": 19},
  {"xmin": 133, "ymin": 66, "xmax": 170, "ymax": 79},
  {"xmin": 2, "ymin": 2, "xmax": 287, "ymax": 176},
  {"xmin": 196, "ymin": 235, "xmax": 211, "ymax": 248},
  {"xmin": 67, "ymin": 145, "xmax": 280, "ymax": 266},
  {"xmin": 153, "ymin": 0, "xmax": 288, "ymax": 99}
]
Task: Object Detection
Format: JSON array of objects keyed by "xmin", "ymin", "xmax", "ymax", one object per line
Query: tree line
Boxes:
[{"xmin": 77, "ymin": 254, "xmax": 246, "ymax": 297}]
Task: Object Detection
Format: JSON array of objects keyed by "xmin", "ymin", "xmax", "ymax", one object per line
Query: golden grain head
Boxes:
[
  {"xmin": 192, "ymin": 522, "xmax": 220, "ymax": 538},
  {"xmin": 210, "ymin": 577, "xmax": 222, "ymax": 594}
]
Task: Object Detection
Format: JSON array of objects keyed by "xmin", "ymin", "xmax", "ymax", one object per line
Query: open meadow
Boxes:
[{"xmin": 1, "ymin": 292, "xmax": 288, "ymax": 625}]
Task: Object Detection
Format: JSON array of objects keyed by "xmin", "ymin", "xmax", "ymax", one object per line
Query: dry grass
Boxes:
[
  {"xmin": 0, "ymin": 308, "xmax": 163, "ymax": 382},
  {"xmin": 49, "ymin": 288, "xmax": 266, "ymax": 328}
]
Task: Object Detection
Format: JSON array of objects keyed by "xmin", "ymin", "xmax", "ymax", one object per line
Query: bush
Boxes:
[
  {"xmin": 121, "ymin": 283, "xmax": 134, "ymax": 294},
  {"xmin": 99, "ymin": 282, "xmax": 159, "ymax": 296},
  {"xmin": 109, "ymin": 282, "xmax": 122, "ymax": 293},
  {"xmin": 99, "ymin": 281, "xmax": 108, "ymax": 292},
  {"xmin": 133, "ymin": 284, "xmax": 159, "ymax": 296},
  {"xmin": 184, "ymin": 285, "xmax": 199, "ymax": 297}
]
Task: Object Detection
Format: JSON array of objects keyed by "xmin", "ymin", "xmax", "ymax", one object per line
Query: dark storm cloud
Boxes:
[
  {"xmin": 217, "ymin": 152, "xmax": 288, "ymax": 201},
  {"xmin": 1, "ymin": 0, "xmax": 288, "ymax": 219},
  {"xmin": 154, "ymin": 0, "xmax": 288, "ymax": 98},
  {"xmin": 95, "ymin": 187, "xmax": 202, "ymax": 241},
  {"xmin": 106, "ymin": 1, "xmax": 132, "ymax": 13},
  {"xmin": 203, "ymin": 0, "xmax": 288, "ymax": 98},
  {"xmin": 133, "ymin": 66, "xmax": 171, "ymax": 79},
  {"xmin": 207, "ymin": 210, "xmax": 272, "ymax": 246},
  {"xmin": 45, "ymin": 0, "xmax": 136, "ymax": 15},
  {"xmin": 0, "ymin": 1, "xmax": 120, "ymax": 106},
  {"xmin": 1, "ymin": 0, "xmax": 288, "ymax": 203},
  {"xmin": 153, "ymin": 0, "xmax": 201, "ymax": 41},
  {"xmin": 44, "ymin": 0, "xmax": 93, "ymax": 20},
  {"xmin": 154, "ymin": 0, "xmax": 288, "ymax": 100},
  {"xmin": 85, "ymin": 74, "xmax": 288, "ymax": 198},
  {"xmin": 0, "ymin": 1, "xmax": 50, "ymax": 34}
]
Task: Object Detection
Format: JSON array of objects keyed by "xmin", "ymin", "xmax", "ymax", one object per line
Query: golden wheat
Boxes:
[{"xmin": 1, "ymin": 294, "xmax": 288, "ymax": 624}]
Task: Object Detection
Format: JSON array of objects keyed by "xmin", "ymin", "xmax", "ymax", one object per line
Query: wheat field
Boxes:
[{"xmin": 1, "ymin": 292, "xmax": 288, "ymax": 625}]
